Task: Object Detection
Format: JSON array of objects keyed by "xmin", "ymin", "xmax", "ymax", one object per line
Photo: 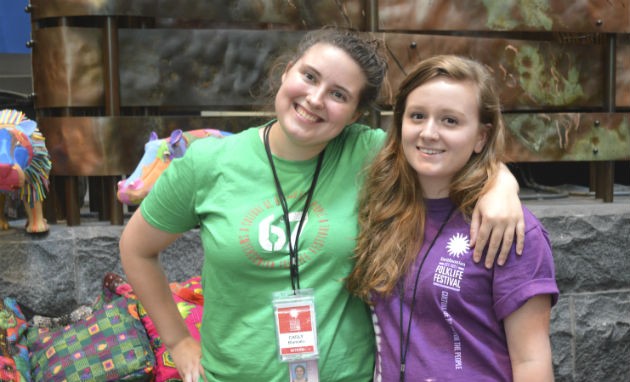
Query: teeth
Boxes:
[
  {"xmin": 419, "ymin": 147, "xmax": 443, "ymax": 155},
  {"xmin": 295, "ymin": 105, "xmax": 319, "ymax": 122}
]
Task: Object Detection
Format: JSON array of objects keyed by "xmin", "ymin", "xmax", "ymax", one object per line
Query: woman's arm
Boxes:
[
  {"xmin": 470, "ymin": 163, "xmax": 525, "ymax": 268},
  {"xmin": 504, "ymin": 294, "xmax": 555, "ymax": 382},
  {"xmin": 120, "ymin": 210, "xmax": 204, "ymax": 382}
]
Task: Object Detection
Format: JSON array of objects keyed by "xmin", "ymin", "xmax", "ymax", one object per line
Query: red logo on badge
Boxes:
[{"xmin": 277, "ymin": 305, "xmax": 312, "ymax": 332}]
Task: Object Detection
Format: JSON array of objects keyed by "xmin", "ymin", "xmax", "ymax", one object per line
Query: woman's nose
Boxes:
[
  {"xmin": 419, "ymin": 119, "xmax": 439, "ymax": 140},
  {"xmin": 306, "ymin": 87, "xmax": 325, "ymax": 108}
]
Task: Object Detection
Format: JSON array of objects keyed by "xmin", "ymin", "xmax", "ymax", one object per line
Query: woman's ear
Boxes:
[{"xmin": 474, "ymin": 123, "xmax": 491, "ymax": 153}]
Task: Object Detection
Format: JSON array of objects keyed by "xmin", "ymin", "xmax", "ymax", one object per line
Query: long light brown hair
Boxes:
[{"xmin": 347, "ymin": 55, "xmax": 506, "ymax": 302}]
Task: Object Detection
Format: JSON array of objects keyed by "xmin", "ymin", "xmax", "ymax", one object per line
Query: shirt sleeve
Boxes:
[
  {"xmin": 140, "ymin": 140, "xmax": 202, "ymax": 233},
  {"xmin": 492, "ymin": 209, "xmax": 559, "ymax": 321}
]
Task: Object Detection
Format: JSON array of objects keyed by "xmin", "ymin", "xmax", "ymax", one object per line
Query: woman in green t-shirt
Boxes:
[{"xmin": 120, "ymin": 27, "xmax": 525, "ymax": 382}]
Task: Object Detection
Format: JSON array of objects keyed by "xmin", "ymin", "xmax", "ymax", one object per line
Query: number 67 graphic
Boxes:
[{"xmin": 259, "ymin": 212, "xmax": 309, "ymax": 252}]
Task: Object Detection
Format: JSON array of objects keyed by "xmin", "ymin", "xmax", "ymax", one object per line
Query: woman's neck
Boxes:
[
  {"xmin": 420, "ymin": 184, "xmax": 450, "ymax": 199},
  {"xmin": 259, "ymin": 122, "xmax": 325, "ymax": 161}
]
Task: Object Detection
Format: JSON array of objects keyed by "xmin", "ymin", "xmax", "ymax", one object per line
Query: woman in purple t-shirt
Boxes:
[{"xmin": 348, "ymin": 55, "xmax": 559, "ymax": 382}]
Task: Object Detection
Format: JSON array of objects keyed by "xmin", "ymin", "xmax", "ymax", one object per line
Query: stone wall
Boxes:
[
  {"xmin": 527, "ymin": 198, "xmax": 630, "ymax": 382},
  {"xmin": 1, "ymin": 197, "xmax": 628, "ymax": 381}
]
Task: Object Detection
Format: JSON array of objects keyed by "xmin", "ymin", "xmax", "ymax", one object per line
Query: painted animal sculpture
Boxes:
[
  {"xmin": 0, "ymin": 109, "xmax": 51, "ymax": 233},
  {"xmin": 117, "ymin": 128, "xmax": 231, "ymax": 206}
]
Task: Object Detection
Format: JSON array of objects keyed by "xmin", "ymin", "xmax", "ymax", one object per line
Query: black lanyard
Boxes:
[
  {"xmin": 399, "ymin": 206, "xmax": 455, "ymax": 382},
  {"xmin": 263, "ymin": 122, "xmax": 325, "ymax": 293}
]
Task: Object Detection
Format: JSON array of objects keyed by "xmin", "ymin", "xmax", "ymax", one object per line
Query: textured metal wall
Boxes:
[
  {"xmin": 378, "ymin": 0, "xmax": 630, "ymax": 33},
  {"xmin": 25, "ymin": 0, "xmax": 629, "ymax": 221}
]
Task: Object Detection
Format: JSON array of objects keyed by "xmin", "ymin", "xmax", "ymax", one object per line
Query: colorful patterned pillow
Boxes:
[
  {"xmin": 26, "ymin": 295, "xmax": 155, "ymax": 382},
  {"xmin": 114, "ymin": 276, "xmax": 204, "ymax": 382},
  {"xmin": 0, "ymin": 297, "xmax": 31, "ymax": 382}
]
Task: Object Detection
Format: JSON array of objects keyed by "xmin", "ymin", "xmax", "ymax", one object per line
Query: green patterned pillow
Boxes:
[{"xmin": 27, "ymin": 296, "xmax": 155, "ymax": 381}]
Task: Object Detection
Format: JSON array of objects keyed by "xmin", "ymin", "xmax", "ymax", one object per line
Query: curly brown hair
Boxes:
[{"xmin": 261, "ymin": 26, "xmax": 388, "ymax": 113}]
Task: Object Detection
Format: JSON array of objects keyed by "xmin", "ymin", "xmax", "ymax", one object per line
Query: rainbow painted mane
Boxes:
[{"xmin": 0, "ymin": 109, "xmax": 51, "ymax": 233}]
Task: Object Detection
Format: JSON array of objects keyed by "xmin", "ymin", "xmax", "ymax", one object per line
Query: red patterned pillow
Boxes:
[{"xmin": 115, "ymin": 276, "xmax": 203, "ymax": 382}]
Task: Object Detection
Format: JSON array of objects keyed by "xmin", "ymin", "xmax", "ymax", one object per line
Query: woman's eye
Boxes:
[
  {"xmin": 303, "ymin": 72, "xmax": 315, "ymax": 82},
  {"xmin": 331, "ymin": 90, "xmax": 347, "ymax": 101},
  {"xmin": 444, "ymin": 117, "xmax": 458, "ymax": 125},
  {"xmin": 410, "ymin": 112, "xmax": 424, "ymax": 120}
]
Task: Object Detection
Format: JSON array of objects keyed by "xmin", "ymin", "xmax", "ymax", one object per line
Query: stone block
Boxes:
[
  {"xmin": 574, "ymin": 292, "xmax": 630, "ymax": 381},
  {"xmin": 551, "ymin": 296, "xmax": 574, "ymax": 381},
  {"xmin": 528, "ymin": 202, "xmax": 630, "ymax": 294},
  {"xmin": 0, "ymin": 220, "xmax": 202, "ymax": 316}
]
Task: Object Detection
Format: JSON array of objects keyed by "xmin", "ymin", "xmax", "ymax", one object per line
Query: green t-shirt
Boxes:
[{"xmin": 141, "ymin": 122, "xmax": 386, "ymax": 381}]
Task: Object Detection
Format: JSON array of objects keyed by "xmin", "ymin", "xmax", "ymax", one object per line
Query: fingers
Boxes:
[
  {"xmin": 183, "ymin": 371, "xmax": 197, "ymax": 382},
  {"xmin": 470, "ymin": 208, "xmax": 481, "ymax": 260},
  {"xmin": 473, "ymin": 221, "xmax": 515, "ymax": 268},
  {"xmin": 471, "ymin": 204, "xmax": 524, "ymax": 267},
  {"xmin": 482, "ymin": 227, "xmax": 504, "ymax": 269},
  {"xmin": 494, "ymin": 223, "xmax": 516, "ymax": 267},
  {"xmin": 476, "ymin": 222, "xmax": 523, "ymax": 268},
  {"xmin": 170, "ymin": 337, "xmax": 203, "ymax": 382},
  {"xmin": 182, "ymin": 366, "xmax": 202, "ymax": 382},
  {"xmin": 515, "ymin": 216, "xmax": 525, "ymax": 255}
]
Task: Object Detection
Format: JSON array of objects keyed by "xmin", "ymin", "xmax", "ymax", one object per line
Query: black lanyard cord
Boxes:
[
  {"xmin": 263, "ymin": 122, "xmax": 325, "ymax": 293},
  {"xmin": 399, "ymin": 206, "xmax": 456, "ymax": 382}
]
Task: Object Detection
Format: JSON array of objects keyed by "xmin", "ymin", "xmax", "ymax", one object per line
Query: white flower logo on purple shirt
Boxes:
[{"xmin": 446, "ymin": 233, "xmax": 470, "ymax": 258}]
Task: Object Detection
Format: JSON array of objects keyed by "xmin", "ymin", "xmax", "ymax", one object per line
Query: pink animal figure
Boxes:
[
  {"xmin": 0, "ymin": 109, "xmax": 51, "ymax": 234},
  {"xmin": 117, "ymin": 128, "xmax": 231, "ymax": 206}
]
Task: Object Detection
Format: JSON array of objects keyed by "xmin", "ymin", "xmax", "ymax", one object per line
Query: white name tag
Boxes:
[{"xmin": 272, "ymin": 288, "xmax": 319, "ymax": 362}]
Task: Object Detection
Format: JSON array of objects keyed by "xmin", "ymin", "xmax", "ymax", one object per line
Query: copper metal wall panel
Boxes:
[
  {"xmin": 40, "ymin": 116, "xmax": 140, "ymax": 175},
  {"xmin": 38, "ymin": 115, "xmax": 269, "ymax": 175},
  {"xmin": 27, "ymin": 1, "xmax": 629, "ymax": 176},
  {"xmin": 378, "ymin": 0, "xmax": 630, "ymax": 33},
  {"xmin": 30, "ymin": 0, "xmax": 365, "ymax": 28},
  {"xmin": 28, "ymin": 27, "xmax": 630, "ymax": 109},
  {"xmin": 119, "ymin": 30, "xmax": 605, "ymax": 109},
  {"xmin": 118, "ymin": 29, "xmax": 303, "ymax": 108},
  {"xmin": 31, "ymin": 29, "xmax": 612, "ymax": 110},
  {"xmin": 383, "ymin": 33, "xmax": 604, "ymax": 110},
  {"xmin": 154, "ymin": 0, "xmax": 365, "ymax": 27},
  {"xmin": 504, "ymin": 113, "xmax": 630, "ymax": 161},
  {"xmin": 30, "ymin": 0, "xmax": 154, "ymax": 19},
  {"xmin": 32, "ymin": 27, "xmax": 103, "ymax": 108}
]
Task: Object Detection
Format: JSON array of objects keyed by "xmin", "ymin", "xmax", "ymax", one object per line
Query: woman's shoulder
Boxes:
[
  {"xmin": 185, "ymin": 127, "xmax": 259, "ymax": 163},
  {"xmin": 521, "ymin": 206, "xmax": 548, "ymax": 237},
  {"xmin": 514, "ymin": 206, "xmax": 554, "ymax": 261},
  {"xmin": 190, "ymin": 126, "xmax": 256, "ymax": 150},
  {"xmin": 328, "ymin": 123, "xmax": 385, "ymax": 156},
  {"xmin": 341, "ymin": 122, "xmax": 385, "ymax": 139}
]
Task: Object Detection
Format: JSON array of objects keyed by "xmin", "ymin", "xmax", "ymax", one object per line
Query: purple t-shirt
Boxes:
[{"xmin": 372, "ymin": 198, "xmax": 558, "ymax": 382}]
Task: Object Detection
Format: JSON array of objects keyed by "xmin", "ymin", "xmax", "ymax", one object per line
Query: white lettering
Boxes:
[
  {"xmin": 439, "ymin": 289, "xmax": 464, "ymax": 370},
  {"xmin": 258, "ymin": 212, "xmax": 309, "ymax": 252}
]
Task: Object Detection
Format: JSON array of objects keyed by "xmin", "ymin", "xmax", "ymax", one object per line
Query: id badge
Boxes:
[{"xmin": 272, "ymin": 288, "xmax": 318, "ymax": 362}]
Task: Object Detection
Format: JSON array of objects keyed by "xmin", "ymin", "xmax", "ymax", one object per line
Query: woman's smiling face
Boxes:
[
  {"xmin": 401, "ymin": 77, "xmax": 488, "ymax": 198},
  {"xmin": 271, "ymin": 42, "xmax": 366, "ymax": 160}
]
